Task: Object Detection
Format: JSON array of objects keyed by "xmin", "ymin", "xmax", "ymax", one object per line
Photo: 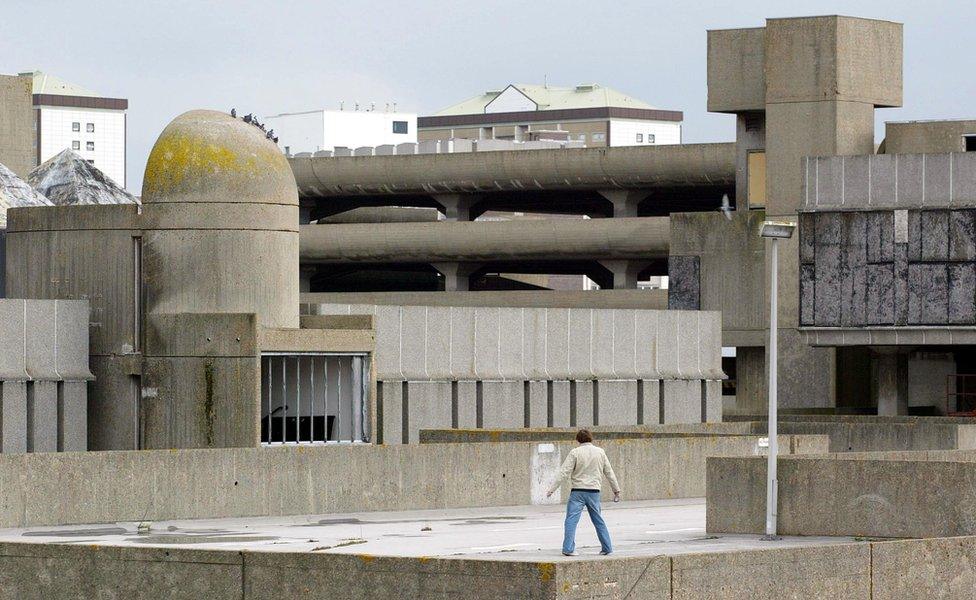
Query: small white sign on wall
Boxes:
[{"xmin": 531, "ymin": 443, "xmax": 561, "ymax": 505}]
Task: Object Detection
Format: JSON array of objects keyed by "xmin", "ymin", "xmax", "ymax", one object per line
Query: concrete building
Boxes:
[
  {"xmin": 419, "ymin": 83, "xmax": 682, "ymax": 147},
  {"xmin": 23, "ymin": 71, "xmax": 128, "ymax": 188},
  {"xmin": 264, "ymin": 108, "xmax": 417, "ymax": 156},
  {"xmin": 0, "ymin": 74, "xmax": 35, "ymax": 178}
]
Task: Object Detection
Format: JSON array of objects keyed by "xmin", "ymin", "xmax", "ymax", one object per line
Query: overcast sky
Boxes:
[{"xmin": 1, "ymin": 0, "xmax": 973, "ymax": 193}]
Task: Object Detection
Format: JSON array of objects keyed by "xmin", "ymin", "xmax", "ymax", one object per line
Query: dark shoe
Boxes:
[
  {"xmin": 562, "ymin": 551, "xmax": 579, "ymax": 556},
  {"xmin": 600, "ymin": 550, "xmax": 613, "ymax": 555}
]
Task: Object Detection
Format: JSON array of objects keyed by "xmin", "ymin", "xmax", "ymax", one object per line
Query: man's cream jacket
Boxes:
[{"xmin": 548, "ymin": 443, "xmax": 621, "ymax": 494}]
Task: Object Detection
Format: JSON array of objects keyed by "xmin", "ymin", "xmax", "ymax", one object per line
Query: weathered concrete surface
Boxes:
[
  {"xmin": 707, "ymin": 452, "xmax": 976, "ymax": 537},
  {"xmin": 0, "ymin": 74, "xmax": 35, "ymax": 178},
  {"xmin": 729, "ymin": 415, "xmax": 976, "ymax": 452},
  {"xmin": 299, "ymin": 217, "xmax": 670, "ymax": 263},
  {"xmin": 0, "ymin": 436, "xmax": 821, "ymax": 528},
  {"xmin": 671, "ymin": 544, "xmax": 870, "ymax": 600},
  {"xmin": 884, "ymin": 120, "xmax": 976, "ymax": 154},
  {"xmin": 291, "ymin": 142, "xmax": 735, "ymax": 197},
  {"xmin": 872, "ymin": 536, "xmax": 976, "ymax": 600},
  {"xmin": 312, "ymin": 304, "xmax": 724, "ymax": 382}
]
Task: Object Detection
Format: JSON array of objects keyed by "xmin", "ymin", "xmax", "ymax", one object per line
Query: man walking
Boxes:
[{"xmin": 546, "ymin": 429, "xmax": 621, "ymax": 556}]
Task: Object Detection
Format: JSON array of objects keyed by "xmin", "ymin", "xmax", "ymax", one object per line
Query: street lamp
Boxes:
[{"xmin": 759, "ymin": 219, "xmax": 795, "ymax": 541}]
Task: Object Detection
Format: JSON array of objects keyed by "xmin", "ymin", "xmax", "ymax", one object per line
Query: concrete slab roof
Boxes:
[
  {"xmin": 0, "ymin": 499, "xmax": 856, "ymax": 561},
  {"xmin": 434, "ymin": 83, "xmax": 658, "ymax": 116}
]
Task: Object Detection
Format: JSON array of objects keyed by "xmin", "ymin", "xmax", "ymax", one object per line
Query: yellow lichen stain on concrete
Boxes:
[
  {"xmin": 418, "ymin": 556, "xmax": 431, "ymax": 563},
  {"xmin": 358, "ymin": 554, "xmax": 376, "ymax": 563},
  {"xmin": 538, "ymin": 562, "xmax": 556, "ymax": 582}
]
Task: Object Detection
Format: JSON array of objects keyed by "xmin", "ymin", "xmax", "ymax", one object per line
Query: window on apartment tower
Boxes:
[
  {"xmin": 86, "ymin": 123, "xmax": 95, "ymax": 133},
  {"xmin": 72, "ymin": 122, "xmax": 80, "ymax": 132},
  {"xmin": 636, "ymin": 133, "xmax": 643, "ymax": 143},
  {"xmin": 965, "ymin": 135, "xmax": 976, "ymax": 152},
  {"xmin": 392, "ymin": 121, "xmax": 409, "ymax": 134},
  {"xmin": 71, "ymin": 140, "xmax": 80, "ymax": 150},
  {"xmin": 647, "ymin": 134, "xmax": 655, "ymax": 144},
  {"xmin": 86, "ymin": 141, "xmax": 95, "ymax": 151}
]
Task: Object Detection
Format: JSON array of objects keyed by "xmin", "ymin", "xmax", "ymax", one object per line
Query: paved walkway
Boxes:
[{"xmin": 0, "ymin": 498, "xmax": 856, "ymax": 561}]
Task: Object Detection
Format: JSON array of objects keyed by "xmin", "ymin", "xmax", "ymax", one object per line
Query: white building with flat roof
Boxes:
[
  {"xmin": 22, "ymin": 71, "xmax": 128, "ymax": 188},
  {"xmin": 264, "ymin": 108, "xmax": 417, "ymax": 155}
]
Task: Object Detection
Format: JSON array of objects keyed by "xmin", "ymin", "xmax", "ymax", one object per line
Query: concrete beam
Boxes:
[
  {"xmin": 290, "ymin": 143, "xmax": 736, "ymax": 198},
  {"xmin": 299, "ymin": 217, "xmax": 670, "ymax": 265}
]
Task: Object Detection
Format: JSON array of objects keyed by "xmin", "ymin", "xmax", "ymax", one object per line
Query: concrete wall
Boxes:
[
  {"xmin": 707, "ymin": 451, "xmax": 976, "ymax": 537},
  {"xmin": 312, "ymin": 304, "xmax": 723, "ymax": 382},
  {"xmin": 0, "ymin": 74, "xmax": 35, "ymax": 178},
  {"xmin": 733, "ymin": 415, "xmax": 976, "ymax": 452},
  {"xmin": 302, "ymin": 289, "xmax": 669, "ymax": 310},
  {"xmin": 6, "ymin": 535, "xmax": 976, "ymax": 599},
  {"xmin": 0, "ymin": 299, "xmax": 91, "ymax": 453},
  {"xmin": 0, "ymin": 436, "xmax": 818, "ymax": 529},
  {"xmin": 884, "ymin": 120, "xmax": 976, "ymax": 154}
]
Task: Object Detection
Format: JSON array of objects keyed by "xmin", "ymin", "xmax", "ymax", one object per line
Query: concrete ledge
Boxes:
[
  {"xmin": 0, "ymin": 436, "xmax": 820, "ymax": 528},
  {"xmin": 302, "ymin": 289, "xmax": 669, "ymax": 310},
  {"xmin": 707, "ymin": 453, "xmax": 976, "ymax": 537},
  {"xmin": 5, "ymin": 536, "xmax": 975, "ymax": 599}
]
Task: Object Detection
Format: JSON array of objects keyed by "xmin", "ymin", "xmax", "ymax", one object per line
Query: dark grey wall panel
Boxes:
[{"xmin": 667, "ymin": 256, "xmax": 700, "ymax": 311}]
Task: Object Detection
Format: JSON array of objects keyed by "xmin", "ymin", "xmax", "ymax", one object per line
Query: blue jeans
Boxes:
[{"xmin": 562, "ymin": 490, "xmax": 612, "ymax": 554}]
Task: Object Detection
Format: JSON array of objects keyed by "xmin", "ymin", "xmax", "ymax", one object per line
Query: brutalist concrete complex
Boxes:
[{"xmin": 6, "ymin": 110, "xmax": 374, "ymax": 450}]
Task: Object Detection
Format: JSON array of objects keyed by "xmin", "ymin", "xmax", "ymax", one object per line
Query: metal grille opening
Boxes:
[{"xmin": 260, "ymin": 353, "xmax": 370, "ymax": 445}]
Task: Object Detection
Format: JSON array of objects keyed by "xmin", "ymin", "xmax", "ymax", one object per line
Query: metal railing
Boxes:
[{"xmin": 260, "ymin": 353, "xmax": 370, "ymax": 445}]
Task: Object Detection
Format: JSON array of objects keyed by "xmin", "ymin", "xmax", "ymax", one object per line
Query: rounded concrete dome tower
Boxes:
[{"xmin": 141, "ymin": 109, "xmax": 299, "ymax": 328}]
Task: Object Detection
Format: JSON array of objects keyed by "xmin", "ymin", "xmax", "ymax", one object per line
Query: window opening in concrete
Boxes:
[
  {"xmin": 392, "ymin": 121, "xmax": 408, "ymax": 134},
  {"xmin": 260, "ymin": 353, "xmax": 370, "ymax": 445},
  {"xmin": 722, "ymin": 347, "xmax": 737, "ymax": 397},
  {"xmin": 747, "ymin": 150, "xmax": 766, "ymax": 209},
  {"xmin": 966, "ymin": 135, "xmax": 976, "ymax": 152}
]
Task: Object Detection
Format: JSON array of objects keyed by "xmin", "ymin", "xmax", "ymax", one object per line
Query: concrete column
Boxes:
[
  {"xmin": 872, "ymin": 350, "xmax": 909, "ymax": 416},
  {"xmin": 0, "ymin": 381, "xmax": 27, "ymax": 453},
  {"xmin": 434, "ymin": 194, "xmax": 477, "ymax": 221},
  {"xmin": 598, "ymin": 260, "xmax": 647, "ymax": 289},
  {"xmin": 433, "ymin": 262, "xmax": 479, "ymax": 292},
  {"xmin": 598, "ymin": 190, "xmax": 646, "ymax": 218}
]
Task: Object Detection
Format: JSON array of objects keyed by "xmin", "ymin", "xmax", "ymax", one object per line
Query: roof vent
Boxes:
[
  {"xmin": 485, "ymin": 90, "xmax": 503, "ymax": 96},
  {"xmin": 575, "ymin": 84, "xmax": 597, "ymax": 92}
]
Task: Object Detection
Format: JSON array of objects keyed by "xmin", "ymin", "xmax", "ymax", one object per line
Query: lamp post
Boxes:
[{"xmin": 759, "ymin": 220, "xmax": 795, "ymax": 540}]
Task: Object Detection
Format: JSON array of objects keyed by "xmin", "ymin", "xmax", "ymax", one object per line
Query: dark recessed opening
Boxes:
[{"xmin": 965, "ymin": 135, "xmax": 976, "ymax": 152}]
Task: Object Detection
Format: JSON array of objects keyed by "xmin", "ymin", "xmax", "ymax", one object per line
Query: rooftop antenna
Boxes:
[
  {"xmin": 544, "ymin": 74, "xmax": 548, "ymax": 88},
  {"xmin": 385, "ymin": 103, "xmax": 389, "ymax": 112},
  {"xmin": 393, "ymin": 102, "xmax": 397, "ymax": 112},
  {"xmin": 340, "ymin": 100, "xmax": 344, "ymax": 111},
  {"xmin": 355, "ymin": 102, "xmax": 359, "ymax": 111},
  {"xmin": 370, "ymin": 102, "xmax": 375, "ymax": 112}
]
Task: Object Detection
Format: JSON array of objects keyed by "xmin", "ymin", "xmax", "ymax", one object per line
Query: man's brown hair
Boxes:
[{"xmin": 576, "ymin": 429, "xmax": 593, "ymax": 443}]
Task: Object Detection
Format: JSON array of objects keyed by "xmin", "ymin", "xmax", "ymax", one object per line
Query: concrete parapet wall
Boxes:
[
  {"xmin": 0, "ymin": 436, "xmax": 812, "ymax": 529},
  {"xmin": 802, "ymin": 152, "xmax": 976, "ymax": 212},
  {"xmin": 707, "ymin": 452, "xmax": 976, "ymax": 537},
  {"xmin": 290, "ymin": 142, "xmax": 735, "ymax": 198},
  {"xmin": 311, "ymin": 304, "xmax": 723, "ymax": 382},
  {"xmin": 6, "ymin": 535, "xmax": 976, "ymax": 599},
  {"xmin": 302, "ymin": 289, "xmax": 669, "ymax": 310},
  {"xmin": 727, "ymin": 415, "xmax": 976, "ymax": 452}
]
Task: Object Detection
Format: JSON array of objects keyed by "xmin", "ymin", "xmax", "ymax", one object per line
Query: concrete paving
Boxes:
[{"xmin": 0, "ymin": 498, "xmax": 857, "ymax": 562}]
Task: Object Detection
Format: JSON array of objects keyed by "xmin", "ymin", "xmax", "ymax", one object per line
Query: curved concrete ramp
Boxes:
[
  {"xmin": 299, "ymin": 217, "xmax": 670, "ymax": 263},
  {"xmin": 291, "ymin": 143, "xmax": 735, "ymax": 197}
]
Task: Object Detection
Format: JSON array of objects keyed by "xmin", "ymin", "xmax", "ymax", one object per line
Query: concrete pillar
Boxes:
[
  {"xmin": 434, "ymin": 194, "xmax": 477, "ymax": 221},
  {"xmin": 598, "ymin": 190, "xmax": 646, "ymax": 218},
  {"xmin": 0, "ymin": 381, "xmax": 27, "ymax": 453},
  {"xmin": 598, "ymin": 260, "xmax": 647, "ymax": 289},
  {"xmin": 872, "ymin": 350, "xmax": 908, "ymax": 416},
  {"xmin": 433, "ymin": 262, "xmax": 479, "ymax": 292}
]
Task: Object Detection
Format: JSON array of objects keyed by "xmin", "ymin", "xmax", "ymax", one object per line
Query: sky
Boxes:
[{"xmin": 1, "ymin": 0, "xmax": 974, "ymax": 193}]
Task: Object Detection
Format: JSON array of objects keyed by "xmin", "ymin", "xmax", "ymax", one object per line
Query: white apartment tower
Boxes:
[{"xmin": 22, "ymin": 71, "xmax": 128, "ymax": 187}]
